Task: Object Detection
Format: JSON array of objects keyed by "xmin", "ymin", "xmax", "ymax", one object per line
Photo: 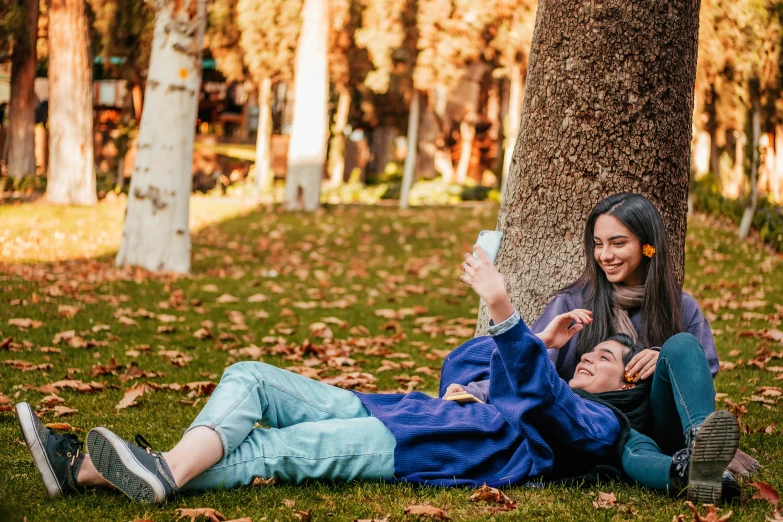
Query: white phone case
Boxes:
[{"xmin": 474, "ymin": 230, "xmax": 503, "ymax": 264}]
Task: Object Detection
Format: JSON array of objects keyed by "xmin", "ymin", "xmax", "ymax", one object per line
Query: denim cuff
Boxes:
[{"xmin": 487, "ymin": 309, "xmax": 520, "ymax": 336}]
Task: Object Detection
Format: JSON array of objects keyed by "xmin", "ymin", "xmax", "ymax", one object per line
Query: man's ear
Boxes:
[{"xmin": 620, "ymin": 383, "xmax": 636, "ymax": 390}]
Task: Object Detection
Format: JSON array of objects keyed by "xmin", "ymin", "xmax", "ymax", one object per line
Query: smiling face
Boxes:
[
  {"xmin": 568, "ymin": 340, "xmax": 631, "ymax": 393},
  {"xmin": 593, "ymin": 214, "xmax": 645, "ymax": 286}
]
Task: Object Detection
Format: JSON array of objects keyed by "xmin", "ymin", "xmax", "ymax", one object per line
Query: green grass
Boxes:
[{"xmin": 0, "ymin": 203, "xmax": 781, "ymax": 521}]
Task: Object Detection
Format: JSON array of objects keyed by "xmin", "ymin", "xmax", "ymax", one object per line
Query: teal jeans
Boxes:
[
  {"xmin": 621, "ymin": 333, "xmax": 716, "ymax": 491},
  {"xmin": 180, "ymin": 362, "xmax": 396, "ymax": 491}
]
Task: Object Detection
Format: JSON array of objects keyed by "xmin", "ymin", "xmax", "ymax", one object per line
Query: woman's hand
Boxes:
[
  {"xmin": 442, "ymin": 383, "xmax": 465, "ymax": 399},
  {"xmin": 625, "ymin": 349, "xmax": 659, "ymax": 382},
  {"xmin": 460, "ymin": 246, "xmax": 513, "ymax": 325},
  {"xmin": 536, "ymin": 309, "xmax": 593, "ymax": 349}
]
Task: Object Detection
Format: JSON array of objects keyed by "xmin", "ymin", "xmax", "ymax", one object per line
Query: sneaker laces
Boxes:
[
  {"xmin": 53, "ymin": 433, "xmax": 84, "ymax": 457},
  {"xmin": 134, "ymin": 434, "xmax": 156, "ymax": 455}
]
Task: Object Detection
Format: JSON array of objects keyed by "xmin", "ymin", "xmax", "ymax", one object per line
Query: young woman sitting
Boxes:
[{"xmin": 14, "ymin": 247, "xmax": 739, "ymax": 505}]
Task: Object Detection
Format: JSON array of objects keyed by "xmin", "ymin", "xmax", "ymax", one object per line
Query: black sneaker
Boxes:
[
  {"xmin": 87, "ymin": 427, "xmax": 178, "ymax": 503},
  {"xmin": 15, "ymin": 401, "xmax": 85, "ymax": 497},
  {"xmin": 670, "ymin": 410, "xmax": 740, "ymax": 504}
]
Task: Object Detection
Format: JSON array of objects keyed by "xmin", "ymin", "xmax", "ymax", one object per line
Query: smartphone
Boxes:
[
  {"xmin": 444, "ymin": 393, "xmax": 485, "ymax": 404},
  {"xmin": 473, "ymin": 230, "xmax": 503, "ymax": 265}
]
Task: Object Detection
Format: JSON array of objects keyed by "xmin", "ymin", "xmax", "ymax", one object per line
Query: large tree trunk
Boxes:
[
  {"xmin": 7, "ymin": 0, "xmax": 39, "ymax": 179},
  {"xmin": 115, "ymin": 0, "xmax": 207, "ymax": 273},
  {"xmin": 477, "ymin": 0, "xmax": 699, "ymax": 334},
  {"xmin": 369, "ymin": 125, "xmax": 397, "ymax": 179},
  {"xmin": 329, "ymin": 88, "xmax": 351, "ymax": 187},
  {"xmin": 284, "ymin": 0, "xmax": 329, "ymax": 212},
  {"xmin": 46, "ymin": 0, "xmax": 96, "ymax": 205},
  {"xmin": 254, "ymin": 76, "xmax": 274, "ymax": 192},
  {"xmin": 400, "ymin": 89, "xmax": 421, "ymax": 209},
  {"xmin": 501, "ymin": 63, "xmax": 524, "ymax": 194},
  {"xmin": 454, "ymin": 117, "xmax": 476, "ymax": 185},
  {"xmin": 416, "ymin": 96, "xmax": 438, "ymax": 179},
  {"xmin": 739, "ymin": 97, "xmax": 761, "ymax": 240}
]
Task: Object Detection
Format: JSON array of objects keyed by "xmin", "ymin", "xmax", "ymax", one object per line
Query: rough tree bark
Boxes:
[
  {"xmin": 476, "ymin": 0, "xmax": 700, "ymax": 335},
  {"xmin": 400, "ymin": 89, "xmax": 421, "ymax": 209},
  {"xmin": 7, "ymin": 0, "xmax": 38, "ymax": 179},
  {"xmin": 329, "ymin": 88, "xmax": 351, "ymax": 187},
  {"xmin": 284, "ymin": 0, "xmax": 329, "ymax": 212},
  {"xmin": 501, "ymin": 63, "xmax": 524, "ymax": 194},
  {"xmin": 739, "ymin": 95, "xmax": 761, "ymax": 240},
  {"xmin": 46, "ymin": 0, "xmax": 97, "ymax": 205},
  {"xmin": 254, "ymin": 76, "xmax": 273, "ymax": 192},
  {"xmin": 115, "ymin": 0, "xmax": 207, "ymax": 273}
]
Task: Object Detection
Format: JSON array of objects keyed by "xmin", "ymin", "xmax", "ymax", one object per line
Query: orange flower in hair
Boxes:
[{"xmin": 642, "ymin": 244, "xmax": 656, "ymax": 258}]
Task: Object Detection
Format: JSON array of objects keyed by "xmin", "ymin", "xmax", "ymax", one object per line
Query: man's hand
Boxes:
[
  {"xmin": 536, "ymin": 309, "xmax": 593, "ymax": 349},
  {"xmin": 442, "ymin": 383, "xmax": 466, "ymax": 399},
  {"xmin": 460, "ymin": 246, "xmax": 513, "ymax": 325},
  {"xmin": 625, "ymin": 349, "xmax": 659, "ymax": 382}
]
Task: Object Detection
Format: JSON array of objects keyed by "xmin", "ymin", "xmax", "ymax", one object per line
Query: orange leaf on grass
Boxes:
[
  {"xmin": 673, "ymin": 502, "xmax": 733, "ymax": 522},
  {"xmin": 175, "ymin": 508, "xmax": 227, "ymax": 522},
  {"xmin": 116, "ymin": 383, "xmax": 149, "ymax": 409},
  {"xmin": 403, "ymin": 505, "xmax": 450, "ymax": 520},
  {"xmin": 8, "ymin": 318, "xmax": 44, "ymax": 330},
  {"xmin": 750, "ymin": 482, "xmax": 780, "ymax": 507}
]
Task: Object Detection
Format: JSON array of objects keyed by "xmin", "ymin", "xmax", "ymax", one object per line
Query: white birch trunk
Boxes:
[
  {"xmin": 7, "ymin": 0, "xmax": 38, "ymax": 179},
  {"xmin": 284, "ymin": 0, "xmax": 328, "ymax": 212},
  {"xmin": 739, "ymin": 99, "xmax": 761, "ymax": 240},
  {"xmin": 454, "ymin": 118, "xmax": 476, "ymax": 185},
  {"xmin": 502, "ymin": 63, "xmax": 524, "ymax": 194},
  {"xmin": 400, "ymin": 90, "xmax": 420, "ymax": 209},
  {"xmin": 115, "ymin": 0, "xmax": 207, "ymax": 273},
  {"xmin": 774, "ymin": 127, "xmax": 783, "ymax": 203},
  {"xmin": 46, "ymin": 0, "xmax": 96, "ymax": 205},
  {"xmin": 328, "ymin": 88, "xmax": 351, "ymax": 187},
  {"xmin": 254, "ymin": 76, "xmax": 273, "ymax": 192}
]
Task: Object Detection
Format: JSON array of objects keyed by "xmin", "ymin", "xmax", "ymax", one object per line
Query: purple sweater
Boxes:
[
  {"xmin": 463, "ymin": 288, "xmax": 719, "ymax": 402},
  {"xmin": 354, "ymin": 320, "xmax": 621, "ymax": 487}
]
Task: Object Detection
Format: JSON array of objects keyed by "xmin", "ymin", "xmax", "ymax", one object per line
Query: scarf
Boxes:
[{"xmin": 611, "ymin": 284, "xmax": 645, "ymax": 342}]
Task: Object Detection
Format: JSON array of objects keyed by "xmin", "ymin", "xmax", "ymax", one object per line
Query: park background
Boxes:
[{"xmin": 2, "ymin": 0, "xmax": 783, "ymax": 521}]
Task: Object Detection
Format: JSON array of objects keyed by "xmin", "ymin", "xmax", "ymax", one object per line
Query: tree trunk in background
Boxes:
[
  {"xmin": 692, "ymin": 130, "xmax": 710, "ymax": 178},
  {"xmin": 416, "ymin": 97, "xmax": 438, "ymax": 179},
  {"xmin": 369, "ymin": 125, "xmax": 397, "ymax": 179},
  {"xmin": 254, "ymin": 76, "xmax": 274, "ymax": 192},
  {"xmin": 454, "ymin": 117, "xmax": 476, "ymax": 185},
  {"xmin": 46, "ymin": 0, "xmax": 96, "ymax": 205},
  {"xmin": 400, "ymin": 90, "xmax": 420, "ymax": 209},
  {"xmin": 132, "ymin": 83, "xmax": 144, "ymax": 123},
  {"xmin": 705, "ymin": 84, "xmax": 720, "ymax": 177},
  {"xmin": 774, "ymin": 127, "xmax": 783, "ymax": 203},
  {"xmin": 329, "ymin": 88, "xmax": 351, "ymax": 187},
  {"xmin": 502, "ymin": 63, "xmax": 524, "ymax": 194},
  {"xmin": 487, "ymin": 80, "xmax": 503, "ymax": 180},
  {"xmin": 739, "ymin": 97, "xmax": 761, "ymax": 240},
  {"xmin": 476, "ymin": 0, "xmax": 699, "ymax": 335},
  {"xmin": 284, "ymin": 0, "xmax": 328, "ymax": 211},
  {"xmin": 7, "ymin": 0, "xmax": 38, "ymax": 179},
  {"xmin": 726, "ymin": 130, "xmax": 745, "ymax": 199},
  {"xmin": 115, "ymin": 0, "xmax": 207, "ymax": 273}
]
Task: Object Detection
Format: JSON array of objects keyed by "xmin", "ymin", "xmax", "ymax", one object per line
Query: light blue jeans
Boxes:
[{"xmin": 179, "ymin": 362, "xmax": 396, "ymax": 491}]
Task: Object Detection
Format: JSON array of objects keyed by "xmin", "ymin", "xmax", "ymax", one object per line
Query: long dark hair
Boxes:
[{"xmin": 564, "ymin": 193, "xmax": 683, "ymax": 357}]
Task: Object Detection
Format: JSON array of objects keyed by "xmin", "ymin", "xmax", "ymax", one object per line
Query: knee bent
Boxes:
[{"xmin": 660, "ymin": 332, "xmax": 702, "ymax": 359}]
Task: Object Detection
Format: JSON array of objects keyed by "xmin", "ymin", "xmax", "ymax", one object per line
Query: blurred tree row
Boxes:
[{"xmin": 1, "ymin": 0, "xmax": 783, "ymax": 270}]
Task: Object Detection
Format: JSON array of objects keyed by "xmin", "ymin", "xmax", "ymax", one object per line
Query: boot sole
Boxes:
[
  {"xmin": 87, "ymin": 427, "xmax": 165, "ymax": 503},
  {"xmin": 688, "ymin": 410, "xmax": 740, "ymax": 504},
  {"xmin": 15, "ymin": 402, "xmax": 62, "ymax": 498}
]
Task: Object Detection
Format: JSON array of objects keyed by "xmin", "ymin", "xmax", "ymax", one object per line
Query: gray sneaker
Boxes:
[
  {"xmin": 15, "ymin": 401, "xmax": 85, "ymax": 498},
  {"xmin": 87, "ymin": 427, "xmax": 179, "ymax": 503}
]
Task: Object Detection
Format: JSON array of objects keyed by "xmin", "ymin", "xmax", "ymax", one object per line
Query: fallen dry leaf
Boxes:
[
  {"xmin": 194, "ymin": 327, "xmax": 212, "ymax": 340},
  {"xmin": 403, "ymin": 505, "xmax": 450, "ymax": 520},
  {"xmin": 58, "ymin": 305, "xmax": 82, "ymax": 318},
  {"xmin": 117, "ymin": 383, "xmax": 149, "ymax": 409},
  {"xmin": 45, "ymin": 422, "xmax": 78, "ymax": 431},
  {"xmin": 4, "ymin": 359, "xmax": 53, "ymax": 372},
  {"xmin": 216, "ymin": 294, "xmax": 239, "ymax": 304},
  {"xmin": 293, "ymin": 510, "xmax": 311, "ymax": 522},
  {"xmin": 251, "ymin": 476, "xmax": 275, "ymax": 486},
  {"xmin": 469, "ymin": 484, "xmax": 517, "ymax": 511},
  {"xmin": 8, "ymin": 318, "xmax": 44, "ymax": 330},
  {"xmin": 673, "ymin": 502, "xmax": 732, "ymax": 522},
  {"xmin": 354, "ymin": 517, "xmax": 389, "ymax": 522},
  {"xmin": 175, "ymin": 508, "xmax": 227, "ymax": 522},
  {"xmin": 751, "ymin": 482, "xmax": 780, "ymax": 507},
  {"xmin": 593, "ymin": 491, "xmax": 617, "ymax": 509}
]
